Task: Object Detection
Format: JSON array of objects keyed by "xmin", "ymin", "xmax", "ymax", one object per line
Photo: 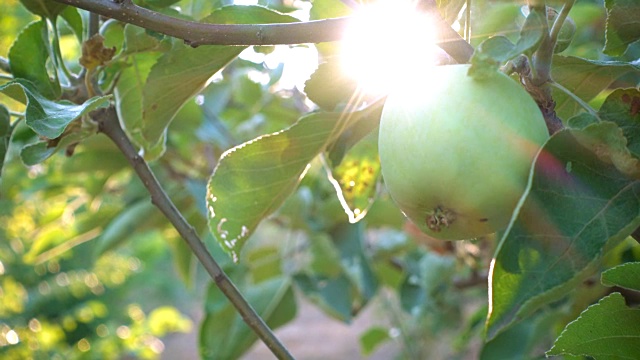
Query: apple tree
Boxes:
[{"xmin": 1, "ymin": 0, "xmax": 639, "ymax": 359}]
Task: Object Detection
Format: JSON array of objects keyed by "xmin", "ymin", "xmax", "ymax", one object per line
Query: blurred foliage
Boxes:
[{"xmin": 1, "ymin": 0, "xmax": 640, "ymax": 359}]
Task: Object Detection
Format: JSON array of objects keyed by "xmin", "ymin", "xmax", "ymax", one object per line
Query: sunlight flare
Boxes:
[{"xmin": 340, "ymin": 0, "xmax": 440, "ymax": 95}]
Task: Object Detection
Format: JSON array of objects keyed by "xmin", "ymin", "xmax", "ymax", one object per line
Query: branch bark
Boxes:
[
  {"xmin": 51, "ymin": 0, "xmax": 474, "ymax": 64},
  {"xmin": 94, "ymin": 107, "xmax": 294, "ymax": 360}
]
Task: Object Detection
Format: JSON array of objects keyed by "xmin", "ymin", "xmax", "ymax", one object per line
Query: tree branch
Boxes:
[
  {"xmin": 53, "ymin": 0, "xmax": 350, "ymax": 46},
  {"xmin": 94, "ymin": 107, "xmax": 294, "ymax": 360},
  {"xmin": 51, "ymin": 0, "xmax": 474, "ymax": 64}
]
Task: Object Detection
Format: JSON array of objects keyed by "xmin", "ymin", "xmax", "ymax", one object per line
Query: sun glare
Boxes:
[{"xmin": 341, "ymin": 0, "xmax": 440, "ymax": 95}]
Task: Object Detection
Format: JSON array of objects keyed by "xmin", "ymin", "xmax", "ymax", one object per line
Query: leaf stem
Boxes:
[
  {"xmin": 95, "ymin": 107, "xmax": 294, "ymax": 360},
  {"xmin": 549, "ymin": 0, "xmax": 576, "ymax": 48},
  {"xmin": 50, "ymin": 18, "xmax": 76, "ymax": 85}
]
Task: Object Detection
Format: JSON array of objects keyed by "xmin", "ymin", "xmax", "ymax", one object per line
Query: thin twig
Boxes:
[
  {"xmin": 95, "ymin": 107, "xmax": 294, "ymax": 360},
  {"xmin": 50, "ymin": 0, "xmax": 474, "ymax": 64}
]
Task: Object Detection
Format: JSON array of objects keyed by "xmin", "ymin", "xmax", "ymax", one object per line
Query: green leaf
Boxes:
[
  {"xmin": 400, "ymin": 251, "xmax": 456, "ymax": 315},
  {"xmin": 470, "ymin": 9, "xmax": 545, "ymax": 77},
  {"xmin": 20, "ymin": 128, "xmax": 92, "ymax": 166},
  {"xmin": 8, "ymin": 20, "xmax": 61, "ymax": 99},
  {"xmin": 122, "ymin": 24, "xmax": 164, "ymax": 55},
  {"xmin": 598, "ymin": 89, "xmax": 640, "ymax": 158},
  {"xmin": 293, "ymin": 272, "xmax": 354, "ymax": 322},
  {"xmin": 330, "ymin": 222, "xmax": 378, "ymax": 307},
  {"xmin": 207, "ymin": 111, "xmax": 354, "ymax": 261},
  {"xmin": 601, "ymin": 262, "xmax": 640, "ymax": 291},
  {"xmin": 480, "ymin": 313, "xmax": 545, "ymax": 360},
  {"xmin": 604, "ymin": 0, "xmax": 640, "ymax": 56},
  {"xmin": 324, "ymin": 129, "xmax": 381, "ymax": 223},
  {"xmin": 93, "ymin": 201, "xmax": 157, "ymax": 257},
  {"xmin": 0, "ymin": 79, "xmax": 110, "ymax": 139},
  {"xmin": 359, "ymin": 327, "xmax": 390, "ymax": 356},
  {"xmin": 59, "ymin": 6, "xmax": 83, "ymax": 42},
  {"xmin": 548, "ymin": 292, "xmax": 640, "ymax": 359},
  {"xmin": 436, "ymin": 0, "xmax": 467, "ymax": 25},
  {"xmin": 551, "ymin": 56, "xmax": 640, "ymax": 120},
  {"xmin": 140, "ymin": 5, "xmax": 298, "ymax": 146},
  {"xmin": 0, "ymin": 105, "xmax": 11, "ymax": 178},
  {"xmin": 114, "ymin": 53, "xmax": 166, "ymax": 160},
  {"xmin": 304, "ymin": 60, "xmax": 362, "ymax": 111},
  {"xmin": 199, "ymin": 277, "xmax": 296, "ymax": 360},
  {"xmin": 19, "ymin": 0, "xmax": 66, "ymax": 19},
  {"xmin": 487, "ymin": 123, "xmax": 640, "ymax": 339}
]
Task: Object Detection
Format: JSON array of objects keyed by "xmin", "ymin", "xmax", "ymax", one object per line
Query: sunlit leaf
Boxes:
[
  {"xmin": 207, "ymin": 111, "xmax": 358, "ymax": 261},
  {"xmin": 603, "ymin": 0, "xmax": 640, "ymax": 56},
  {"xmin": 114, "ymin": 53, "xmax": 166, "ymax": 160},
  {"xmin": 551, "ymin": 56, "xmax": 640, "ymax": 120},
  {"xmin": 436, "ymin": 0, "xmax": 467, "ymax": 25},
  {"xmin": 304, "ymin": 60, "xmax": 362, "ymax": 111},
  {"xmin": 487, "ymin": 122, "xmax": 640, "ymax": 339},
  {"xmin": 470, "ymin": 9, "xmax": 545, "ymax": 77},
  {"xmin": 141, "ymin": 5, "xmax": 298, "ymax": 146},
  {"xmin": 8, "ymin": 20, "xmax": 60, "ymax": 99},
  {"xmin": 200, "ymin": 277, "xmax": 296, "ymax": 360},
  {"xmin": 548, "ymin": 292, "xmax": 640, "ymax": 359},
  {"xmin": 359, "ymin": 327, "xmax": 390, "ymax": 356},
  {"xmin": 59, "ymin": 6, "xmax": 83, "ymax": 42},
  {"xmin": 0, "ymin": 79, "xmax": 110, "ymax": 139},
  {"xmin": 601, "ymin": 262, "xmax": 640, "ymax": 291},
  {"xmin": 324, "ymin": 129, "xmax": 381, "ymax": 223}
]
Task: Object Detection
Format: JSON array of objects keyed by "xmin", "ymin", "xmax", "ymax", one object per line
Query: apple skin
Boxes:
[{"xmin": 378, "ymin": 64, "xmax": 549, "ymax": 240}]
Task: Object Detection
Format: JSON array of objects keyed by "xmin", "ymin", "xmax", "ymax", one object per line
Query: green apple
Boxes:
[{"xmin": 378, "ymin": 64, "xmax": 549, "ymax": 240}]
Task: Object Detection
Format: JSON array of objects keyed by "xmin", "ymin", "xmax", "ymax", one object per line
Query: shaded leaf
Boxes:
[
  {"xmin": 551, "ymin": 56, "xmax": 640, "ymax": 120},
  {"xmin": 141, "ymin": 6, "xmax": 298, "ymax": 146},
  {"xmin": 293, "ymin": 273, "xmax": 354, "ymax": 322},
  {"xmin": 330, "ymin": 222, "xmax": 378, "ymax": 308},
  {"xmin": 548, "ymin": 292, "xmax": 640, "ymax": 359},
  {"xmin": 207, "ymin": 111, "xmax": 356, "ymax": 261},
  {"xmin": 601, "ymin": 262, "xmax": 640, "ymax": 291},
  {"xmin": 0, "ymin": 105, "xmax": 11, "ymax": 178},
  {"xmin": 604, "ymin": 0, "xmax": 640, "ymax": 56},
  {"xmin": 487, "ymin": 123, "xmax": 640, "ymax": 339},
  {"xmin": 19, "ymin": 0, "xmax": 66, "ymax": 19},
  {"xmin": 93, "ymin": 200, "xmax": 157, "ymax": 257},
  {"xmin": 20, "ymin": 128, "xmax": 92, "ymax": 166},
  {"xmin": 598, "ymin": 88, "xmax": 640, "ymax": 158},
  {"xmin": 8, "ymin": 20, "xmax": 60, "ymax": 99},
  {"xmin": 324, "ymin": 129, "xmax": 381, "ymax": 223},
  {"xmin": 0, "ymin": 79, "xmax": 110, "ymax": 139},
  {"xmin": 122, "ymin": 24, "xmax": 164, "ymax": 55},
  {"xmin": 481, "ymin": 312, "xmax": 550, "ymax": 360},
  {"xmin": 199, "ymin": 277, "xmax": 296, "ymax": 360}
]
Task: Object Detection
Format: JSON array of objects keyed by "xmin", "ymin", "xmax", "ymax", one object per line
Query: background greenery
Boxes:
[{"xmin": 1, "ymin": 0, "xmax": 639, "ymax": 359}]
